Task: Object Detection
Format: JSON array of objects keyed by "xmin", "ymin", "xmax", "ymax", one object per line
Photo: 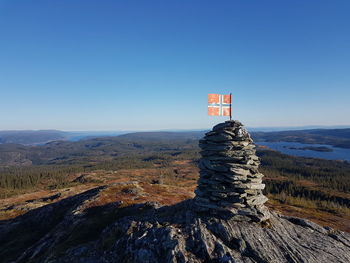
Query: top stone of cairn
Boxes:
[{"xmin": 194, "ymin": 120, "xmax": 270, "ymax": 222}]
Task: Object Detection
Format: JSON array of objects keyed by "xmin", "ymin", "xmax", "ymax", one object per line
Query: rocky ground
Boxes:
[{"xmin": 1, "ymin": 185, "xmax": 350, "ymax": 263}]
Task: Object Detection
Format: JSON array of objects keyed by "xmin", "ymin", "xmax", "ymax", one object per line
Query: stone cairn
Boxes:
[{"xmin": 194, "ymin": 120, "xmax": 270, "ymax": 222}]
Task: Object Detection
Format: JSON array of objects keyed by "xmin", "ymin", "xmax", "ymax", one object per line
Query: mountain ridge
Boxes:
[{"xmin": 1, "ymin": 127, "xmax": 350, "ymax": 146}]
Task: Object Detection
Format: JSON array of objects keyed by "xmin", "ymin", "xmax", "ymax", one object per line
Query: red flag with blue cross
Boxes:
[{"xmin": 208, "ymin": 94, "xmax": 232, "ymax": 119}]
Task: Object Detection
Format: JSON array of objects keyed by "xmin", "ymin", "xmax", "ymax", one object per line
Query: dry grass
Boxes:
[{"xmin": 267, "ymin": 197, "xmax": 350, "ymax": 232}]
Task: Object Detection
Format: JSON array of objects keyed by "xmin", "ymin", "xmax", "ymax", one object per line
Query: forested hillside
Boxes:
[
  {"xmin": 2, "ymin": 127, "xmax": 350, "ymax": 148},
  {"xmin": 0, "ymin": 130, "xmax": 68, "ymax": 145}
]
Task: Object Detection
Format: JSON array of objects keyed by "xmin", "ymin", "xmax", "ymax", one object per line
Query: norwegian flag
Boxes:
[{"xmin": 208, "ymin": 94, "xmax": 232, "ymax": 117}]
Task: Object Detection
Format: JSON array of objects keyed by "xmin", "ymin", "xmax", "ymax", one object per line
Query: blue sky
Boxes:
[{"xmin": 0, "ymin": 0, "xmax": 349, "ymax": 131}]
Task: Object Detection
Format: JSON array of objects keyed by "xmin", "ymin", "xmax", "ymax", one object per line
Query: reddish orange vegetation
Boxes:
[
  {"xmin": 263, "ymin": 175, "xmax": 289, "ymax": 181},
  {"xmin": 1, "ymin": 160, "xmax": 349, "ymax": 233},
  {"xmin": 0, "ymin": 190, "xmax": 54, "ymax": 206},
  {"xmin": 267, "ymin": 202, "xmax": 350, "ymax": 232},
  {"xmin": 296, "ymin": 180, "xmax": 319, "ymax": 187}
]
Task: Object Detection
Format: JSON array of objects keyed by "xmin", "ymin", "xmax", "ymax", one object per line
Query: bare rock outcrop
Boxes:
[
  {"xmin": 1, "ymin": 198, "xmax": 349, "ymax": 263},
  {"xmin": 102, "ymin": 201, "xmax": 350, "ymax": 263}
]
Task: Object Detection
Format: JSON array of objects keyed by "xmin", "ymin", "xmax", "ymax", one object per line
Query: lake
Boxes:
[{"xmin": 257, "ymin": 141, "xmax": 350, "ymax": 161}]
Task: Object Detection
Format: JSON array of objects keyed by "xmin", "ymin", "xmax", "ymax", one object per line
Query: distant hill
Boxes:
[
  {"xmin": 2, "ymin": 127, "xmax": 350, "ymax": 148},
  {"xmin": 0, "ymin": 131, "xmax": 203, "ymax": 167},
  {"xmin": 0, "ymin": 130, "xmax": 68, "ymax": 145},
  {"xmin": 118, "ymin": 131, "xmax": 205, "ymax": 142},
  {"xmin": 251, "ymin": 128, "xmax": 350, "ymax": 148},
  {"xmin": 1, "ymin": 128, "xmax": 350, "ymax": 166},
  {"xmin": 0, "ymin": 130, "xmax": 204, "ymax": 146}
]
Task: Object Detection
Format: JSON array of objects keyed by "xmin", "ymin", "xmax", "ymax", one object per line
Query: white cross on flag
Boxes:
[{"xmin": 208, "ymin": 94, "xmax": 232, "ymax": 117}]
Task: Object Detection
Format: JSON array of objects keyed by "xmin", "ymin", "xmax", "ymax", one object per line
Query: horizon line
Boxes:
[{"xmin": 1, "ymin": 124, "xmax": 350, "ymax": 133}]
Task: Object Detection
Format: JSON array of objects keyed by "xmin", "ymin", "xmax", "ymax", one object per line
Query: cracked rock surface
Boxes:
[{"xmin": 1, "ymin": 197, "xmax": 349, "ymax": 263}]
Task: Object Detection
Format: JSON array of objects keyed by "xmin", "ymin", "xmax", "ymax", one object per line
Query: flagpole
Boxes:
[{"xmin": 229, "ymin": 93, "xmax": 232, "ymax": 121}]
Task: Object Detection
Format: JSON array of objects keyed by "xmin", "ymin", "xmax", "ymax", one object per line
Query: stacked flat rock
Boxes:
[{"xmin": 194, "ymin": 120, "xmax": 270, "ymax": 222}]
